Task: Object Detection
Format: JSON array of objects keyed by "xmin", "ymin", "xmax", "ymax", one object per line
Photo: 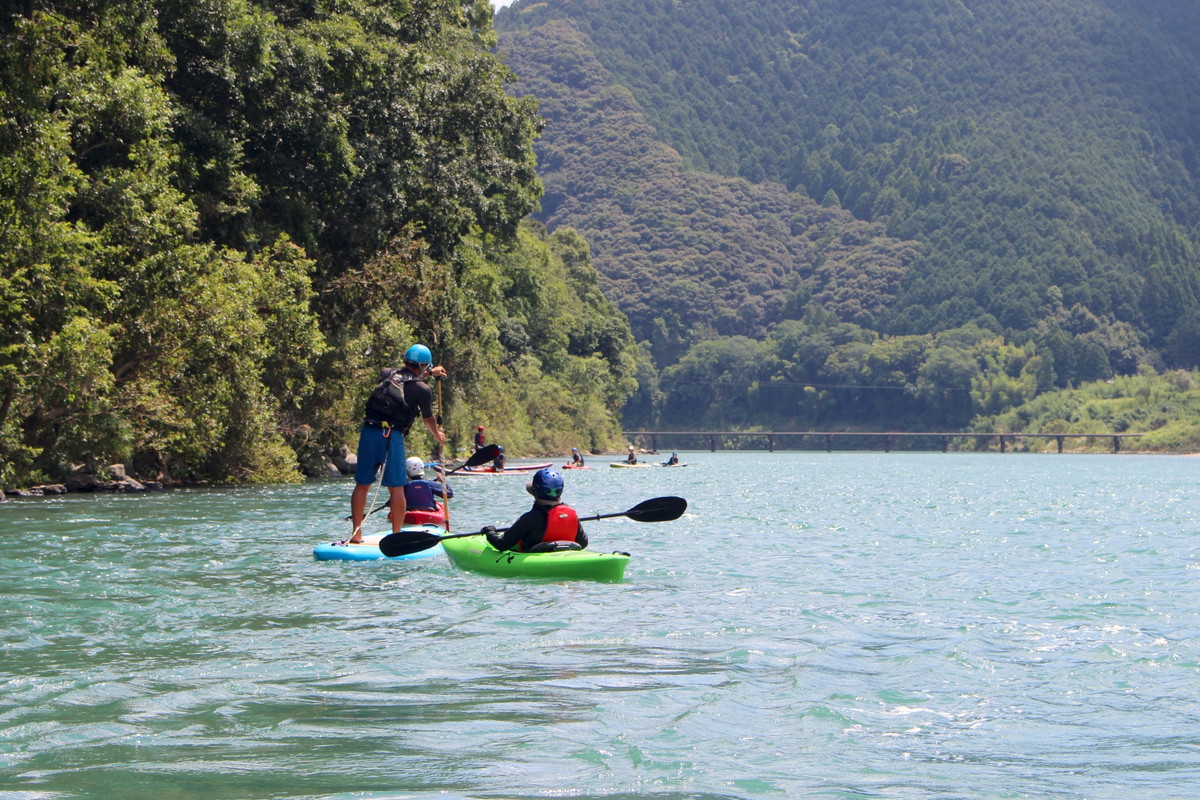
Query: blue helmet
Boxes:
[
  {"xmin": 530, "ymin": 468, "xmax": 564, "ymax": 501},
  {"xmin": 404, "ymin": 344, "xmax": 432, "ymax": 368}
]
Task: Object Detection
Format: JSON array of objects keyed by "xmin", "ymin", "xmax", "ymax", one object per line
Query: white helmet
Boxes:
[{"xmin": 405, "ymin": 457, "xmax": 425, "ymax": 478}]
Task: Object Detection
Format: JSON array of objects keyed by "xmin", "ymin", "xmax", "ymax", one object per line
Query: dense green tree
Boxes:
[
  {"xmin": 496, "ymin": 0, "xmax": 1200, "ymax": 388},
  {"xmin": 0, "ymin": 0, "xmax": 635, "ymax": 488}
]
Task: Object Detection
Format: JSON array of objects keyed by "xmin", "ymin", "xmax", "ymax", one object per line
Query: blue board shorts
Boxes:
[{"xmin": 354, "ymin": 424, "xmax": 408, "ymax": 487}]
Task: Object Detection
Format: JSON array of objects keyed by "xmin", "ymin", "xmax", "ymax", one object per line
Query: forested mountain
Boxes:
[
  {"xmin": 495, "ymin": 0, "xmax": 1200, "ymax": 433},
  {"xmin": 1, "ymin": 0, "xmax": 637, "ymax": 488}
]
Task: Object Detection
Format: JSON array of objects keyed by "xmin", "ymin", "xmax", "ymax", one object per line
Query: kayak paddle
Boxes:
[
  {"xmin": 348, "ymin": 444, "xmax": 501, "ymax": 521},
  {"xmin": 433, "ymin": 377, "xmax": 451, "ymax": 526},
  {"xmin": 377, "ymin": 495, "xmax": 688, "ymax": 558}
]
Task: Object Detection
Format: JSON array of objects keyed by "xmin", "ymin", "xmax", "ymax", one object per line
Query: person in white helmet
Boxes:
[
  {"xmin": 386, "ymin": 456, "xmax": 454, "ymax": 527},
  {"xmin": 402, "ymin": 457, "xmax": 453, "ymax": 508}
]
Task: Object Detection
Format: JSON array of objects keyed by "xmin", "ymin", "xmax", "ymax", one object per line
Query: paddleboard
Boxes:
[
  {"xmin": 314, "ymin": 526, "xmax": 446, "ymax": 561},
  {"xmin": 440, "ymin": 461, "xmax": 553, "ymax": 475},
  {"xmin": 609, "ymin": 461, "xmax": 655, "ymax": 468}
]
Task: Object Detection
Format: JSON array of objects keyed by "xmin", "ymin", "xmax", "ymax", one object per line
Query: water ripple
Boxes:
[{"xmin": 3, "ymin": 456, "xmax": 1200, "ymax": 798}]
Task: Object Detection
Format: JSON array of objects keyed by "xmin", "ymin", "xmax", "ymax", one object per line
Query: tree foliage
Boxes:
[
  {"xmin": 0, "ymin": 0, "xmax": 635, "ymax": 487},
  {"xmin": 496, "ymin": 0, "xmax": 1200, "ymax": 438}
]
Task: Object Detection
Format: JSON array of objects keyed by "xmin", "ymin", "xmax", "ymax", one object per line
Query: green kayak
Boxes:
[{"xmin": 441, "ymin": 535, "xmax": 630, "ymax": 582}]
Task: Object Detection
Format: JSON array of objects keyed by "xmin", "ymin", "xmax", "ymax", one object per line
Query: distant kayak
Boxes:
[
  {"xmin": 437, "ymin": 461, "xmax": 553, "ymax": 475},
  {"xmin": 562, "ymin": 463, "xmax": 590, "ymax": 470},
  {"xmin": 313, "ymin": 526, "xmax": 446, "ymax": 561},
  {"xmin": 441, "ymin": 535, "xmax": 629, "ymax": 582},
  {"xmin": 609, "ymin": 461, "xmax": 655, "ymax": 469}
]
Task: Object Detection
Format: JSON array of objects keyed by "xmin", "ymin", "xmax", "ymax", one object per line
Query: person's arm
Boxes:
[
  {"xmin": 423, "ymin": 414, "xmax": 445, "ymax": 446},
  {"xmin": 486, "ymin": 509, "xmax": 539, "ymax": 551},
  {"xmin": 415, "ymin": 382, "xmax": 446, "ymax": 446},
  {"xmin": 576, "ymin": 524, "xmax": 588, "ymax": 549}
]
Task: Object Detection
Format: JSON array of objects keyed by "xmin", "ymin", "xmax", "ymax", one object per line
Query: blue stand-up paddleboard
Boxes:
[{"xmin": 314, "ymin": 525, "xmax": 446, "ymax": 561}]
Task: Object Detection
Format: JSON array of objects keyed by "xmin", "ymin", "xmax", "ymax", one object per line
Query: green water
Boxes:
[{"xmin": 2, "ymin": 453, "xmax": 1199, "ymax": 799}]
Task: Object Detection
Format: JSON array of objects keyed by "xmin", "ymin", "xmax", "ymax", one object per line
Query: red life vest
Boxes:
[
  {"xmin": 542, "ymin": 504, "xmax": 580, "ymax": 543},
  {"xmin": 404, "ymin": 502, "xmax": 446, "ymax": 528}
]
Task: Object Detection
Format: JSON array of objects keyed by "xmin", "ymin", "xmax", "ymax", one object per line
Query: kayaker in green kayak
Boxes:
[{"xmin": 483, "ymin": 468, "xmax": 588, "ymax": 552}]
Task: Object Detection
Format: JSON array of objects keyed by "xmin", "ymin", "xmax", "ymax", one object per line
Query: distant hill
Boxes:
[
  {"xmin": 496, "ymin": 19, "xmax": 921, "ymax": 366},
  {"xmin": 496, "ymin": 0, "xmax": 1200, "ymax": 379}
]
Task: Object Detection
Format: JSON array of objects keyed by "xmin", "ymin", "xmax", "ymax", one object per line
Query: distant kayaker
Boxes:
[
  {"xmin": 492, "ymin": 445, "xmax": 507, "ymax": 472},
  {"xmin": 348, "ymin": 344, "xmax": 446, "ymax": 543},
  {"xmin": 569, "ymin": 447, "xmax": 585, "ymax": 467},
  {"xmin": 662, "ymin": 451, "xmax": 680, "ymax": 466},
  {"xmin": 483, "ymin": 468, "xmax": 588, "ymax": 552},
  {"xmin": 474, "ymin": 425, "xmax": 486, "ymax": 452},
  {"xmin": 625, "ymin": 444, "xmax": 638, "ymax": 464}
]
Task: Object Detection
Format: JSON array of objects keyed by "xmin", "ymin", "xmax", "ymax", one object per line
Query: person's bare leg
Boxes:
[{"xmin": 349, "ymin": 483, "xmax": 370, "ymax": 542}]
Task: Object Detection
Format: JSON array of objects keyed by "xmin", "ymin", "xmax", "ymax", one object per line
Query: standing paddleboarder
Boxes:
[{"xmin": 348, "ymin": 344, "xmax": 446, "ymax": 543}]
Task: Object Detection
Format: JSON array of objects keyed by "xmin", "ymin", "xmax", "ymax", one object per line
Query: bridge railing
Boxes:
[{"xmin": 622, "ymin": 431, "xmax": 1143, "ymax": 454}]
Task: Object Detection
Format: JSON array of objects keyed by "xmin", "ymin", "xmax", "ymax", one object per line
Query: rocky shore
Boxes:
[
  {"xmin": 1, "ymin": 463, "xmax": 168, "ymax": 499},
  {"xmin": 2, "ymin": 448, "xmax": 362, "ymax": 501}
]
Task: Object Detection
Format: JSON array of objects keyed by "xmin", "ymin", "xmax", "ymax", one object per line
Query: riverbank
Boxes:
[{"xmin": 1, "ymin": 463, "xmax": 167, "ymax": 499}]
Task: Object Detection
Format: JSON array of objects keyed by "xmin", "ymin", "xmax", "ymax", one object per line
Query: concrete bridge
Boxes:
[{"xmin": 622, "ymin": 430, "xmax": 1143, "ymax": 454}]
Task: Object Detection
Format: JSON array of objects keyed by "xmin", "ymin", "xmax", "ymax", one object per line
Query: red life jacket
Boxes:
[
  {"xmin": 542, "ymin": 504, "xmax": 580, "ymax": 543},
  {"xmin": 404, "ymin": 502, "xmax": 446, "ymax": 528}
]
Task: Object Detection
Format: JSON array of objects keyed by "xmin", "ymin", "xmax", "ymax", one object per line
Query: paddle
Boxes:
[
  {"xmin": 347, "ymin": 444, "xmax": 500, "ymax": 521},
  {"xmin": 378, "ymin": 495, "xmax": 688, "ymax": 558},
  {"xmin": 434, "ymin": 377, "xmax": 450, "ymax": 527}
]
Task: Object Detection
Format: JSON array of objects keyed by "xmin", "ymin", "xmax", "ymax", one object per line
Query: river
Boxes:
[{"xmin": 2, "ymin": 452, "xmax": 1198, "ymax": 799}]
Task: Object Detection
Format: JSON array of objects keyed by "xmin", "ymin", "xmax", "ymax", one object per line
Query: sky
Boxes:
[{"xmin": 491, "ymin": 0, "xmax": 515, "ymax": 8}]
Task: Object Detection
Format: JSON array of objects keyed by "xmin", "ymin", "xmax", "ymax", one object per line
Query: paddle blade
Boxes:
[
  {"xmin": 447, "ymin": 444, "xmax": 499, "ymax": 472},
  {"xmin": 378, "ymin": 529, "xmax": 445, "ymax": 558},
  {"xmin": 624, "ymin": 496, "xmax": 687, "ymax": 523}
]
